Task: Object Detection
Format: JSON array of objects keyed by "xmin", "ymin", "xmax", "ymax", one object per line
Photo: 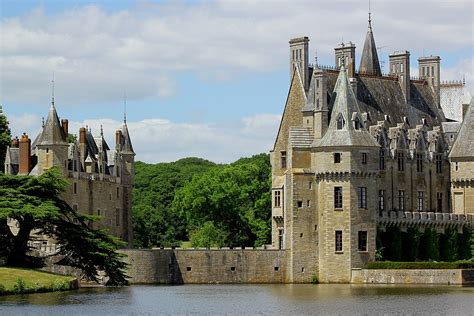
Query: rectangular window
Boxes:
[
  {"xmin": 335, "ymin": 231, "xmax": 343, "ymax": 252},
  {"xmin": 274, "ymin": 190, "xmax": 281, "ymax": 208},
  {"xmin": 437, "ymin": 192, "xmax": 443, "ymax": 213},
  {"xmin": 401, "ymin": 63, "xmax": 404, "ymax": 73},
  {"xmin": 422, "ymin": 67, "xmax": 425, "ymax": 77},
  {"xmin": 358, "ymin": 231, "xmax": 368, "ymax": 252},
  {"xmin": 73, "ymin": 182, "xmax": 77, "ymax": 194},
  {"xmin": 399, "ymin": 190, "xmax": 405, "ymax": 211},
  {"xmin": 308, "ymin": 181, "xmax": 312, "ymax": 190},
  {"xmin": 378, "ymin": 190, "xmax": 385, "ymax": 211},
  {"xmin": 379, "ymin": 149, "xmax": 385, "ymax": 170},
  {"xmin": 278, "ymin": 229, "xmax": 284, "ymax": 250},
  {"xmin": 297, "ymin": 201, "xmax": 303, "ymax": 208},
  {"xmin": 427, "ymin": 67, "xmax": 430, "ymax": 76},
  {"xmin": 417, "ymin": 191, "xmax": 424, "ymax": 211},
  {"xmin": 431, "ymin": 66, "xmax": 434, "ymax": 76},
  {"xmin": 316, "ymin": 79, "xmax": 319, "ymax": 88},
  {"xmin": 334, "ymin": 187, "xmax": 343, "ymax": 209},
  {"xmin": 116, "ymin": 187, "xmax": 120, "ymax": 198},
  {"xmin": 97, "ymin": 209, "xmax": 101, "ymax": 216},
  {"xmin": 397, "ymin": 152, "xmax": 405, "ymax": 171},
  {"xmin": 416, "ymin": 153, "xmax": 423, "ymax": 173},
  {"xmin": 361, "ymin": 153, "xmax": 367, "ymax": 165},
  {"xmin": 281, "ymin": 151, "xmax": 287, "ymax": 169},
  {"xmin": 455, "ymin": 162, "xmax": 459, "ymax": 171},
  {"xmin": 334, "ymin": 153, "xmax": 341, "ymax": 163},
  {"xmin": 436, "ymin": 155, "xmax": 443, "ymax": 174},
  {"xmin": 306, "ymin": 200, "xmax": 311, "ymax": 207},
  {"xmin": 116, "ymin": 208, "xmax": 120, "ymax": 226},
  {"xmin": 358, "ymin": 187, "xmax": 367, "ymax": 209}
]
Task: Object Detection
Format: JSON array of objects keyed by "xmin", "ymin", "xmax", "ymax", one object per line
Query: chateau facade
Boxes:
[
  {"xmin": 271, "ymin": 17, "xmax": 473, "ymax": 282},
  {"xmin": 4, "ymin": 102, "xmax": 134, "ymax": 247}
]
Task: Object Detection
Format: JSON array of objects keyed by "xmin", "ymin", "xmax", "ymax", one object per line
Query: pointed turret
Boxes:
[
  {"xmin": 314, "ymin": 65, "xmax": 379, "ymax": 148},
  {"xmin": 121, "ymin": 121, "xmax": 135, "ymax": 155},
  {"xmin": 449, "ymin": 98, "xmax": 474, "ymax": 159},
  {"xmin": 359, "ymin": 15, "xmax": 382, "ymax": 76},
  {"xmin": 37, "ymin": 103, "xmax": 67, "ymax": 146}
]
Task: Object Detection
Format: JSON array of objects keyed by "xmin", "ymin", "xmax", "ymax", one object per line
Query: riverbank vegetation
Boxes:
[
  {"xmin": 133, "ymin": 154, "xmax": 271, "ymax": 248},
  {"xmin": 0, "ymin": 168, "xmax": 128, "ymax": 285},
  {"xmin": 0, "ymin": 267, "xmax": 76, "ymax": 295}
]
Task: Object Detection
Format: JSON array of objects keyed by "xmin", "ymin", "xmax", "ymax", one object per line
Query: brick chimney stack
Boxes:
[
  {"xmin": 79, "ymin": 127, "xmax": 86, "ymax": 165},
  {"xmin": 61, "ymin": 119, "xmax": 69, "ymax": 138},
  {"xmin": 11, "ymin": 137, "xmax": 19, "ymax": 148},
  {"xmin": 19, "ymin": 133, "xmax": 31, "ymax": 175}
]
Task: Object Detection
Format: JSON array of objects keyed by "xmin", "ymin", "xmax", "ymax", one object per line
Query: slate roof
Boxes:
[
  {"xmin": 359, "ymin": 19, "xmax": 382, "ymax": 76},
  {"xmin": 449, "ymin": 98, "xmax": 474, "ymax": 159},
  {"xmin": 290, "ymin": 127, "xmax": 313, "ymax": 148},
  {"xmin": 440, "ymin": 83, "xmax": 471, "ymax": 122},
  {"xmin": 121, "ymin": 122, "xmax": 135, "ymax": 154},
  {"xmin": 7, "ymin": 147, "xmax": 19, "ymax": 165},
  {"xmin": 36, "ymin": 104, "xmax": 67, "ymax": 146},
  {"xmin": 314, "ymin": 65, "xmax": 380, "ymax": 148}
]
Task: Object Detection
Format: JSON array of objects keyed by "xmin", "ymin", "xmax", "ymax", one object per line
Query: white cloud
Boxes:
[
  {"xmin": 1, "ymin": 0, "xmax": 472, "ymax": 105},
  {"xmin": 9, "ymin": 112, "xmax": 281, "ymax": 163}
]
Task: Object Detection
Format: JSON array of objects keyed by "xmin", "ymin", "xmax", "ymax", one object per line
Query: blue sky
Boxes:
[{"xmin": 1, "ymin": 0, "xmax": 473, "ymax": 163}]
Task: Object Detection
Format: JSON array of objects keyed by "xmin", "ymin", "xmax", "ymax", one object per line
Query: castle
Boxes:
[
  {"xmin": 270, "ymin": 16, "xmax": 473, "ymax": 282},
  {"xmin": 4, "ymin": 100, "xmax": 135, "ymax": 247}
]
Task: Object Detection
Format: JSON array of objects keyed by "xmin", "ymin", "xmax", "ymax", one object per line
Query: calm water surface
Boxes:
[{"xmin": 0, "ymin": 284, "xmax": 473, "ymax": 315}]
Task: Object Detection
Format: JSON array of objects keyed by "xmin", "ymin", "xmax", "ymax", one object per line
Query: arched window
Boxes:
[{"xmin": 336, "ymin": 115, "xmax": 345, "ymax": 130}]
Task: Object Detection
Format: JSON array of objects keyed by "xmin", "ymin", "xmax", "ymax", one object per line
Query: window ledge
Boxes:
[
  {"xmin": 334, "ymin": 208, "xmax": 343, "ymax": 212},
  {"xmin": 357, "ymin": 250, "xmax": 369, "ymax": 253},
  {"xmin": 335, "ymin": 251, "xmax": 344, "ymax": 254}
]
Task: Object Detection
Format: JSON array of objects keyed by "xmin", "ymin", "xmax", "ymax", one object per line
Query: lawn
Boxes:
[{"xmin": 0, "ymin": 267, "xmax": 77, "ymax": 295}]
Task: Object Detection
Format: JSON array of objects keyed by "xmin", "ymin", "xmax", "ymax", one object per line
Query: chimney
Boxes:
[
  {"xmin": 418, "ymin": 55, "xmax": 441, "ymax": 106},
  {"xmin": 79, "ymin": 127, "xmax": 86, "ymax": 144},
  {"xmin": 335, "ymin": 42, "xmax": 356, "ymax": 77},
  {"xmin": 389, "ymin": 51, "xmax": 411, "ymax": 103},
  {"xmin": 289, "ymin": 37, "xmax": 309, "ymax": 91},
  {"xmin": 116, "ymin": 130, "xmax": 123, "ymax": 151},
  {"xmin": 61, "ymin": 119, "xmax": 69, "ymax": 138},
  {"xmin": 11, "ymin": 137, "xmax": 19, "ymax": 148},
  {"xmin": 19, "ymin": 133, "xmax": 31, "ymax": 175}
]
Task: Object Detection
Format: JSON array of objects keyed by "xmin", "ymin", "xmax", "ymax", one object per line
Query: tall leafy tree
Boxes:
[
  {"xmin": 0, "ymin": 168, "xmax": 128, "ymax": 285},
  {"xmin": 0, "ymin": 106, "xmax": 11, "ymax": 173}
]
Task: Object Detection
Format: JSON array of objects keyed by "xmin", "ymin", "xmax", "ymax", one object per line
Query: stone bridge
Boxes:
[{"xmin": 377, "ymin": 211, "xmax": 473, "ymax": 233}]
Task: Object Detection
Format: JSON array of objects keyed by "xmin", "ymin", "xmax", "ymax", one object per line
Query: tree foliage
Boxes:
[
  {"xmin": 0, "ymin": 108, "xmax": 11, "ymax": 173},
  {"xmin": 0, "ymin": 168, "xmax": 128, "ymax": 285}
]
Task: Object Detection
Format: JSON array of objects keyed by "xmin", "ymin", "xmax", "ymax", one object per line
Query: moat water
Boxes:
[{"xmin": 0, "ymin": 284, "xmax": 473, "ymax": 315}]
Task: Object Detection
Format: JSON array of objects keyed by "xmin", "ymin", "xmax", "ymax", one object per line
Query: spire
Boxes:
[
  {"xmin": 37, "ymin": 101, "xmax": 67, "ymax": 146},
  {"xmin": 123, "ymin": 93, "xmax": 127, "ymax": 123},
  {"xmin": 313, "ymin": 65, "xmax": 379, "ymax": 148},
  {"xmin": 51, "ymin": 73, "xmax": 55, "ymax": 109},
  {"xmin": 359, "ymin": 10, "xmax": 382, "ymax": 76},
  {"xmin": 449, "ymin": 98, "xmax": 474, "ymax": 159}
]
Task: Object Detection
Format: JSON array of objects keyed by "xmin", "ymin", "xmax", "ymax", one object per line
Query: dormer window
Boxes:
[
  {"xmin": 354, "ymin": 117, "xmax": 361, "ymax": 130},
  {"xmin": 336, "ymin": 115, "xmax": 345, "ymax": 130}
]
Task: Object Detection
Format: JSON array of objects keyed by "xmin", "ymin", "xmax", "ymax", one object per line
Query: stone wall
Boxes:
[
  {"xmin": 351, "ymin": 268, "xmax": 474, "ymax": 285},
  {"xmin": 121, "ymin": 249, "xmax": 288, "ymax": 284}
]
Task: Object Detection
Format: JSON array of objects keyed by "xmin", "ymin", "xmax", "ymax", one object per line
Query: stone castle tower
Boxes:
[
  {"xmin": 271, "ymin": 15, "xmax": 472, "ymax": 283},
  {"xmin": 4, "ymin": 100, "xmax": 135, "ymax": 247}
]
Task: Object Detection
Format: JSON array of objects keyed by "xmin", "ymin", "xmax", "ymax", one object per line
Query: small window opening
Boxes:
[
  {"xmin": 187, "ymin": 267, "xmax": 192, "ymax": 271},
  {"xmin": 297, "ymin": 201, "xmax": 303, "ymax": 208},
  {"xmin": 300, "ymin": 233, "xmax": 303, "ymax": 238},
  {"xmin": 337, "ymin": 116, "xmax": 345, "ymax": 130},
  {"xmin": 230, "ymin": 267, "xmax": 236, "ymax": 271},
  {"xmin": 274, "ymin": 267, "xmax": 279, "ymax": 271},
  {"xmin": 334, "ymin": 153, "xmax": 341, "ymax": 163}
]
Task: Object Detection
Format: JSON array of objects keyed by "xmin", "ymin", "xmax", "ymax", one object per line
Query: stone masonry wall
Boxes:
[
  {"xmin": 351, "ymin": 269, "xmax": 474, "ymax": 285},
  {"xmin": 121, "ymin": 249, "xmax": 288, "ymax": 284}
]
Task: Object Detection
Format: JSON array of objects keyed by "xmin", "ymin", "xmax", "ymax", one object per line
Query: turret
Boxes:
[{"xmin": 359, "ymin": 15, "xmax": 382, "ymax": 76}]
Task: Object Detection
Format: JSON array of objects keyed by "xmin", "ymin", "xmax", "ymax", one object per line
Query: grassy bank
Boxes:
[
  {"xmin": 0, "ymin": 267, "xmax": 77, "ymax": 295},
  {"xmin": 367, "ymin": 260, "xmax": 474, "ymax": 269}
]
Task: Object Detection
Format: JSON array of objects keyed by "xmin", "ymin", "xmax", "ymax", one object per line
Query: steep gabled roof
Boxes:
[
  {"xmin": 121, "ymin": 122, "xmax": 135, "ymax": 155},
  {"xmin": 449, "ymin": 97, "xmax": 474, "ymax": 159},
  {"xmin": 36, "ymin": 104, "xmax": 67, "ymax": 146},
  {"xmin": 314, "ymin": 65, "xmax": 379, "ymax": 148},
  {"xmin": 359, "ymin": 19, "xmax": 382, "ymax": 76}
]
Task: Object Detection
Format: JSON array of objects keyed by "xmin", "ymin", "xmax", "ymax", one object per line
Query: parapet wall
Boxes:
[
  {"xmin": 351, "ymin": 269, "xmax": 474, "ymax": 285},
  {"xmin": 121, "ymin": 249, "xmax": 288, "ymax": 284}
]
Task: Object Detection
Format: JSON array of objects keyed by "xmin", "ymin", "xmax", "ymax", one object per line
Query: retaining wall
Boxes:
[{"xmin": 121, "ymin": 249, "xmax": 288, "ymax": 284}]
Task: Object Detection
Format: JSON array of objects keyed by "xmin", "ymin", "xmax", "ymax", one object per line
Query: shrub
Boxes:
[
  {"xmin": 0, "ymin": 284, "xmax": 5, "ymax": 294},
  {"xmin": 12, "ymin": 278, "xmax": 26, "ymax": 294},
  {"xmin": 52, "ymin": 279, "xmax": 70, "ymax": 292},
  {"xmin": 367, "ymin": 260, "xmax": 474, "ymax": 269},
  {"xmin": 311, "ymin": 275, "xmax": 319, "ymax": 284}
]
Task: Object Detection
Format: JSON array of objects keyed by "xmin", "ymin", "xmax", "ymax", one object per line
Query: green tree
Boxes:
[
  {"xmin": 0, "ymin": 168, "xmax": 128, "ymax": 285},
  {"xmin": 0, "ymin": 106, "xmax": 11, "ymax": 173},
  {"xmin": 189, "ymin": 221, "xmax": 228, "ymax": 248},
  {"xmin": 439, "ymin": 228, "xmax": 459, "ymax": 261},
  {"xmin": 418, "ymin": 228, "xmax": 439, "ymax": 261}
]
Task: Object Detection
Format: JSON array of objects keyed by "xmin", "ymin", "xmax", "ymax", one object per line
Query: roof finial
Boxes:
[
  {"xmin": 314, "ymin": 50, "xmax": 318, "ymax": 65},
  {"xmin": 463, "ymin": 74, "xmax": 465, "ymax": 85},
  {"xmin": 123, "ymin": 92, "xmax": 127, "ymax": 123},
  {"xmin": 368, "ymin": 0, "xmax": 372, "ymax": 27},
  {"xmin": 51, "ymin": 72, "xmax": 55, "ymax": 108},
  {"xmin": 100, "ymin": 124, "xmax": 104, "ymax": 137},
  {"xmin": 42, "ymin": 117, "xmax": 45, "ymax": 128},
  {"xmin": 0, "ymin": 105, "xmax": 3, "ymax": 115}
]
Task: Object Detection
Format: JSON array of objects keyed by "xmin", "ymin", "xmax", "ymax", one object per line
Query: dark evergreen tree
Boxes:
[{"xmin": 0, "ymin": 106, "xmax": 11, "ymax": 173}]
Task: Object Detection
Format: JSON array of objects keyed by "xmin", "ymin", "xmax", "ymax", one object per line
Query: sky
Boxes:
[{"xmin": 1, "ymin": 0, "xmax": 473, "ymax": 163}]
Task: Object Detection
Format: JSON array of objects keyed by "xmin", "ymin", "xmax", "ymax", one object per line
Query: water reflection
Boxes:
[{"xmin": 1, "ymin": 284, "xmax": 473, "ymax": 315}]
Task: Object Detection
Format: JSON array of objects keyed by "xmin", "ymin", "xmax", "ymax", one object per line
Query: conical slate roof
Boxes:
[
  {"xmin": 359, "ymin": 19, "xmax": 382, "ymax": 76},
  {"xmin": 313, "ymin": 65, "xmax": 379, "ymax": 148},
  {"xmin": 449, "ymin": 97, "xmax": 474, "ymax": 159},
  {"xmin": 121, "ymin": 122, "xmax": 135, "ymax": 155},
  {"xmin": 37, "ymin": 103, "xmax": 67, "ymax": 146}
]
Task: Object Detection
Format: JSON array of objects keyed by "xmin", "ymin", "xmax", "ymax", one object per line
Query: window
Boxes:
[
  {"xmin": 334, "ymin": 153, "xmax": 341, "ymax": 163},
  {"xmin": 431, "ymin": 66, "xmax": 434, "ymax": 76},
  {"xmin": 378, "ymin": 190, "xmax": 385, "ymax": 211},
  {"xmin": 281, "ymin": 151, "xmax": 287, "ymax": 169},
  {"xmin": 274, "ymin": 190, "xmax": 281, "ymax": 208},
  {"xmin": 97, "ymin": 209, "xmax": 101, "ymax": 216},
  {"xmin": 187, "ymin": 267, "xmax": 192, "ymax": 271},
  {"xmin": 361, "ymin": 153, "xmax": 367, "ymax": 165},
  {"xmin": 116, "ymin": 187, "xmax": 120, "ymax": 198},
  {"xmin": 455, "ymin": 162, "xmax": 459, "ymax": 171},
  {"xmin": 73, "ymin": 182, "xmax": 77, "ymax": 194},
  {"xmin": 397, "ymin": 152, "xmax": 405, "ymax": 171},
  {"xmin": 116, "ymin": 208, "xmax": 120, "ymax": 226},
  {"xmin": 274, "ymin": 267, "xmax": 279, "ymax": 271},
  {"xmin": 230, "ymin": 267, "xmax": 236, "ymax": 271},
  {"xmin": 278, "ymin": 229, "xmax": 284, "ymax": 250},
  {"xmin": 436, "ymin": 155, "xmax": 443, "ymax": 173},
  {"xmin": 379, "ymin": 149, "xmax": 385, "ymax": 170},
  {"xmin": 417, "ymin": 191, "xmax": 424, "ymax": 211},
  {"xmin": 422, "ymin": 67, "xmax": 425, "ymax": 77},
  {"xmin": 334, "ymin": 187, "xmax": 343, "ymax": 209},
  {"xmin": 316, "ymin": 99, "xmax": 319, "ymax": 108},
  {"xmin": 358, "ymin": 187, "xmax": 367, "ymax": 209},
  {"xmin": 416, "ymin": 153, "xmax": 423, "ymax": 173},
  {"xmin": 427, "ymin": 67, "xmax": 430, "ymax": 76},
  {"xmin": 437, "ymin": 192, "xmax": 443, "ymax": 213},
  {"xmin": 297, "ymin": 201, "xmax": 303, "ymax": 208},
  {"xmin": 398, "ymin": 190, "xmax": 405, "ymax": 211},
  {"xmin": 335, "ymin": 231, "xmax": 343, "ymax": 252},
  {"xmin": 354, "ymin": 117, "xmax": 361, "ymax": 130},
  {"xmin": 401, "ymin": 63, "xmax": 404, "ymax": 73},
  {"xmin": 316, "ymin": 79, "xmax": 319, "ymax": 88},
  {"xmin": 308, "ymin": 181, "xmax": 312, "ymax": 190},
  {"xmin": 337, "ymin": 116, "xmax": 345, "ymax": 130},
  {"xmin": 338, "ymin": 57, "xmax": 341, "ymax": 67},
  {"xmin": 358, "ymin": 231, "xmax": 368, "ymax": 251},
  {"xmin": 306, "ymin": 200, "xmax": 311, "ymax": 207}
]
